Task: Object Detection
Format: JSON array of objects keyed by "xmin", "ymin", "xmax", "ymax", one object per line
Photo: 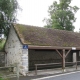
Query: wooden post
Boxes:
[
  {"xmin": 62, "ymin": 49, "xmax": 65, "ymax": 72},
  {"xmin": 76, "ymin": 53, "xmax": 77, "ymax": 70},
  {"xmin": 35, "ymin": 65, "xmax": 37, "ymax": 75},
  {"xmin": 76, "ymin": 61, "xmax": 77, "ymax": 70}
]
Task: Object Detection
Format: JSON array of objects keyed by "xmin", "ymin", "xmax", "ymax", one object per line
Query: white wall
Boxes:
[
  {"xmin": 5, "ymin": 26, "xmax": 22, "ymax": 66},
  {"xmin": 5, "ymin": 26, "xmax": 28, "ymax": 75}
]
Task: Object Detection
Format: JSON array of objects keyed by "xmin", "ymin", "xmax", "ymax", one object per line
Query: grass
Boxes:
[
  {"xmin": 0, "ymin": 77, "xmax": 9, "ymax": 80},
  {"xmin": 0, "ymin": 74, "xmax": 9, "ymax": 80},
  {"xmin": 0, "ymin": 77, "xmax": 3, "ymax": 80},
  {"xmin": 0, "ymin": 39, "xmax": 6, "ymax": 51}
]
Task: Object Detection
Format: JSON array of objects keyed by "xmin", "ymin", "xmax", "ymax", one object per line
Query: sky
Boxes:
[{"xmin": 17, "ymin": 0, "xmax": 80, "ymax": 32}]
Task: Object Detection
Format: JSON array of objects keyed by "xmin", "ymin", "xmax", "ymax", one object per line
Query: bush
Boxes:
[{"xmin": 0, "ymin": 39, "xmax": 6, "ymax": 51}]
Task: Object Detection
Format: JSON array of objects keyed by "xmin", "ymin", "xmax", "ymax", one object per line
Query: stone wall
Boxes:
[
  {"xmin": 5, "ymin": 26, "xmax": 22, "ymax": 66},
  {"xmin": 0, "ymin": 52, "xmax": 5, "ymax": 67},
  {"xmin": 5, "ymin": 26, "xmax": 29, "ymax": 74}
]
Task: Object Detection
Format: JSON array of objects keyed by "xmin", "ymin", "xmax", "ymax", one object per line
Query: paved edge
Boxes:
[{"xmin": 31, "ymin": 71, "xmax": 80, "ymax": 80}]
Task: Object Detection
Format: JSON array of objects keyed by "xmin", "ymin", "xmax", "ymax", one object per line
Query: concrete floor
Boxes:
[
  {"xmin": 10, "ymin": 66, "xmax": 80, "ymax": 80},
  {"xmin": 27, "ymin": 65, "xmax": 80, "ymax": 76}
]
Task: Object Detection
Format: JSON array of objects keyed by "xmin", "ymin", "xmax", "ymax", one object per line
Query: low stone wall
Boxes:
[{"xmin": 0, "ymin": 52, "xmax": 5, "ymax": 67}]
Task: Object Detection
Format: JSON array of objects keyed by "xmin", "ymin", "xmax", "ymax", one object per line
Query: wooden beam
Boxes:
[
  {"xmin": 62, "ymin": 49, "xmax": 65, "ymax": 70},
  {"xmin": 56, "ymin": 49, "xmax": 63, "ymax": 58},
  {"xmin": 65, "ymin": 49, "xmax": 71, "ymax": 58},
  {"xmin": 28, "ymin": 45, "xmax": 80, "ymax": 50}
]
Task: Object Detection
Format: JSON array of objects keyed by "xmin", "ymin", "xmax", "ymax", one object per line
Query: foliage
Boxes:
[
  {"xmin": 0, "ymin": 0, "xmax": 19, "ymax": 36},
  {"xmin": 0, "ymin": 39, "xmax": 6, "ymax": 51},
  {"xmin": 0, "ymin": 77, "xmax": 3, "ymax": 80},
  {"xmin": 44, "ymin": 0, "xmax": 79, "ymax": 31}
]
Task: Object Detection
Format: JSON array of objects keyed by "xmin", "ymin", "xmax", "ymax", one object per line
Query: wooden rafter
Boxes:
[
  {"xmin": 56, "ymin": 49, "xmax": 63, "ymax": 58},
  {"xmin": 65, "ymin": 49, "xmax": 71, "ymax": 58}
]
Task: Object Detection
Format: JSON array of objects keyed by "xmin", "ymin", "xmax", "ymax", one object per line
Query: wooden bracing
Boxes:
[{"xmin": 56, "ymin": 49, "xmax": 71, "ymax": 70}]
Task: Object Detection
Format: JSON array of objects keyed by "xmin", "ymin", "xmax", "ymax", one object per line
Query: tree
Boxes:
[
  {"xmin": 44, "ymin": 0, "xmax": 79, "ymax": 31},
  {"xmin": 0, "ymin": 0, "xmax": 19, "ymax": 36}
]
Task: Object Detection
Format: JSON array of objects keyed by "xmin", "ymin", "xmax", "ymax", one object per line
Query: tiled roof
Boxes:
[{"xmin": 14, "ymin": 24, "xmax": 80, "ymax": 47}]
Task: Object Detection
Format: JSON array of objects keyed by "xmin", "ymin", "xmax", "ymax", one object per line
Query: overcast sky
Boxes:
[{"xmin": 17, "ymin": 0, "xmax": 80, "ymax": 31}]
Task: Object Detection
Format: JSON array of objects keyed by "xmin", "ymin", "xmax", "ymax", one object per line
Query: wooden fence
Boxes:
[{"xmin": 35, "ymin": 61, "xmax": 80, "ymax": 75}]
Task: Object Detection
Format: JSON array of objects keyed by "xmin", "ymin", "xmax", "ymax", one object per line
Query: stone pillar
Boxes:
[
  {"xmin": 73, "ymin": 52, "xmax": 77, "ymax": 67},
  {"xmin": 73, "ymin": 52, "xmax": 76, "ymax": 63},
  {"xmin": 20, "ymin": 46, "xmax": 28, "ymax": 76}
]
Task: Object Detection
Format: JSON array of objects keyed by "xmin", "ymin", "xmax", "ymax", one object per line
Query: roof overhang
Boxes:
[{"xmin": 28, "ymin": 45, "xmax": 80, "ymax": 50}]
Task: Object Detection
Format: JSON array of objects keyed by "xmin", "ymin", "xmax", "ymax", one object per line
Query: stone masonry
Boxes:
[{"xmin": 0, "ymin": 52, "xmax": 5, "ymax": 67}]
